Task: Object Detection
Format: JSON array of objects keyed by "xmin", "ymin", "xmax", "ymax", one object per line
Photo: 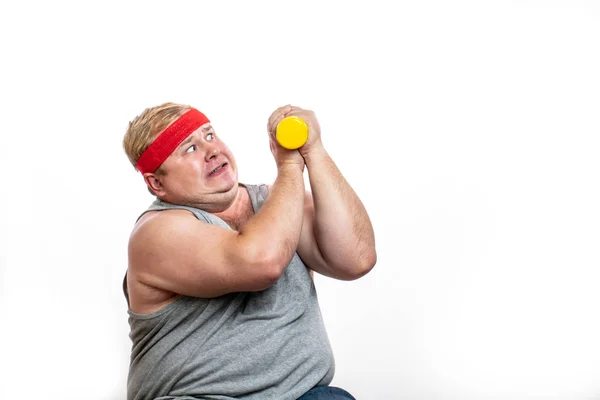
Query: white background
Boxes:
[{"xmin": 1, "ymin": 1, "xmax": 599, "ymax": 399}]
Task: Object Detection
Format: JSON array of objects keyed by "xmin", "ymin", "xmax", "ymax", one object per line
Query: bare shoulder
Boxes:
[
  {"xmin": 130, "ymin": 209, "xmax": 196, "ymax": 247},
  {"xmin": 128, "ymin": 208, "xmax": 214, "ymax": 278},
  {"xmin": 126, "ymin": 209, "xmax": 199, "ymax": 314}
]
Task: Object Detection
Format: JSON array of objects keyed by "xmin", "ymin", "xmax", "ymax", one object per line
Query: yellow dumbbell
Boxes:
[{"xmin": 276, "ymin": 116, "xmax": 308, "ymax": 150}]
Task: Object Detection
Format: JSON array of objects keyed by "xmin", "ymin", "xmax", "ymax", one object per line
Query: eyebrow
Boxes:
[
  {"xmin": 177, "ymin": 126, "xmax": 213, "ymax": 150},
  {"xmin": 178, "ymin": 135, "xmax": 195, "ymax": 149}
]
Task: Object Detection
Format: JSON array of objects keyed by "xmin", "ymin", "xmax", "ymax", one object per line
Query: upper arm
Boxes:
[{"xmin": 128, "ymin": 210, "xmax": 281, "ymax": 298}]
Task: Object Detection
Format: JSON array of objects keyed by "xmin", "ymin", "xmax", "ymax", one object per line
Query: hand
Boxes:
[
  {"xmin": 268, "ymin": 104, "xmax": 324, "ymax": 159},
  {"xmin": 267, "ymin": 105, "xmax": 305, "ymax": 169}
]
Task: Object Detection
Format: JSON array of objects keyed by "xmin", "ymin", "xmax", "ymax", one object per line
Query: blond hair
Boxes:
[{"xmin": 123, "ymin": 102, "xmax": 192, "ymax": 172}]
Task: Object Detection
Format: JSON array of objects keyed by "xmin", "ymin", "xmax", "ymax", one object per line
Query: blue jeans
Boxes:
[{"xmin": 297, "ymin": 386, "xmax": 356, "ymax": 399}]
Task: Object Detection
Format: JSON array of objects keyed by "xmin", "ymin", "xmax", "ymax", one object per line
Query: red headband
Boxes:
[{"xmin": 136, "ymin": 108, "xmax": 210, "ymax": 174}]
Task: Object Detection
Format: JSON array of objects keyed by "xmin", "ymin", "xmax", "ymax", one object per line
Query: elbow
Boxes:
[
  {"xmin": 254, "ymin": 237, "xmax": 299, "ymax": 285},
  {"xmin": 363, "ymin": 249, "xmax": 377, "ymax": 273},
  {"xmin": 237, "ymin": 233, "xmax": 298, "ymax": 291},
  {"xmin": 246, "ymin": 248, "xmax": 288, "ymax": 291},
  {"xmin": 346, "ymin": 248, "xmax": 377, "ymax": 280},
  {"xmin": 260, "ymin": 257, "xmax": 286, "ymax": 288}
]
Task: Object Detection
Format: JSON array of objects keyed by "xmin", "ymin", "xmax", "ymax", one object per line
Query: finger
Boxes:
[
  {"xmin": 267, "ymin": 105, "xmax": 289, "ymax": 132},
  {"xmin": 270, "ymin": 114, "xmax": 290, "ymax": 136},
  {"xmin": 267, "ymin": 104, "xmax": 292, "ymax": 133},
  {"xmin": 282, "ymin": 107, "xmax": 311, "ymax": 123},
  {"xmin": 288, "ymin": 106, "xmax": 304, "ymax": 113}
]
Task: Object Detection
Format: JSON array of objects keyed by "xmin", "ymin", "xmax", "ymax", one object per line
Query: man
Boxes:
[{"xmin": 122, "ymin": 102, "xmax": 377, "ymax": 400}]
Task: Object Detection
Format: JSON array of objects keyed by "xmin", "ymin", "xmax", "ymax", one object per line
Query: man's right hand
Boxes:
[{"xmin": 267, "ymin": 105, "xmax": 305, "ymax": 170}]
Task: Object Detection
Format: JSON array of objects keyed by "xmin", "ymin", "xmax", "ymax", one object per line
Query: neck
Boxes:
[
  {"xmin": 178, "ymin": 183, "xmax": 241, "ymax": 213},
  {"xmin": 158, "ymin": 183, "xmax": 249, "ymax": 224},
  {"xmin": 212, "ymin": 184, "xmax": 252, "ymax": 230},
  {"xmin": 206, "ymin": 183, "xmax": 243, "ymax": 217}
]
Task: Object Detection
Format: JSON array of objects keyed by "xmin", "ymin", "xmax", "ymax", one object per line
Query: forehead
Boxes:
[
  {"xmin": 198, "ymin": 122, "xmax": 213, "ymax": 133},
  {"xmin": 185, "ymin": 122, "xmax": 213, "ymax": 137},
  {"xmin": 178, "ymin": 122, "xmax": 214, "ymax": 146}
]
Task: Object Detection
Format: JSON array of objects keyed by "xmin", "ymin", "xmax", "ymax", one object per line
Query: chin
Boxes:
[
  {"xmin": 212, "ymin": 178, "xmax": 237, "ymax": 195},
  {"xmin": 213, "ymin": 170, "xmax": 238, "ymax": 192},
  {"xmin": 212, "ymin": 179, "xmax": 238, "ymax": 200}
]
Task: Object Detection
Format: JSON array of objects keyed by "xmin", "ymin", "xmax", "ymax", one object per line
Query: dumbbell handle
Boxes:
[{"xmin": 276, "ymin": 116, "xmax": 308, "ymax": 150}]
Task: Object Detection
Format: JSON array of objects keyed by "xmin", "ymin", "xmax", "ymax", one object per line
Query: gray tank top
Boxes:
[{"xmin": 123, "ymin": 184, "xmax": 335, "ymax": 400}]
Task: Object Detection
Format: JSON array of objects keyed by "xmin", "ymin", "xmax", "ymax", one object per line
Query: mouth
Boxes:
[{"xmin": 208, "ymin": 162, "xmax": 229, "ymax": 177}]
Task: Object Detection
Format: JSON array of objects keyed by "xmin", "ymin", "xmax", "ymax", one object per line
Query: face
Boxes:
[{"xmin": 145, "ymin": 123, "xmax": 239, "ymax": 212}]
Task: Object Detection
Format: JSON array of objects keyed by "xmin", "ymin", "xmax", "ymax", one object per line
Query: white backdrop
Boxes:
[{"xmin": 1, "ymin": 1, "xmax": 599, "ymax": 399}]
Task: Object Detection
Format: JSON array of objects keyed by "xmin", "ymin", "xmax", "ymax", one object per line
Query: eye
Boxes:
[
  {"xmin": 186, "ymin": 145, "xmax": 197, "ymax": 153},
  {"xmin": 206, "ymin": 133, "xmax": 214, "ymax": 141}
]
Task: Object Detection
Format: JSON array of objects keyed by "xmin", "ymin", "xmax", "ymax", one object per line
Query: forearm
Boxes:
[
  {"xmin": 239, "ymin": 164, "xmax": 305, "ymax": 268},
  {"xmin": 304, "ymin": 146, "xmax": 376, "ymax": 275}
]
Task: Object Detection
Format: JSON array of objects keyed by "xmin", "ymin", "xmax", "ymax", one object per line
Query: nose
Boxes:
[{"xmin": 204, "ymin": 143, "xmax": 219, "ymax": 161}]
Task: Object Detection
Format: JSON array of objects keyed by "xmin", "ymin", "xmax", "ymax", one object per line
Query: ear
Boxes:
[{"xmin": 143, "ymin": 173, "xmax": 165, "ymax": 197}]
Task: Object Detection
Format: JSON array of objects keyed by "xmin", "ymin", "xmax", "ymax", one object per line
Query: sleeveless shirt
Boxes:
[{"xmin": 123, "ymin": 184, "xmax": 335, "ymax": 400}]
